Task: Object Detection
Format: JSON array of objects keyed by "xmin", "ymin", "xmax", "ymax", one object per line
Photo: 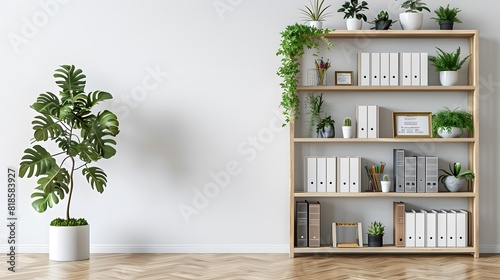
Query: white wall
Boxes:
[{"xmin": 0, "ymin": 0, "xmax": 499, "ymax": 253}]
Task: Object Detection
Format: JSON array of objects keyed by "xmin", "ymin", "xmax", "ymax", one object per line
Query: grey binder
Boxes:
[
  {"xmin": 425, "ymin": 157, "xmax": 439, "ymax": 192},
  {"xmin": 394, "ymin": 149, "xmax": 405, "ymax": 193},
  {"xmin": 295, "ymin": 201, "xmax": 308, "ymax": 247},
  {"xmin": 404, "ymin": 156, "xmax": 417, "ymax": 193},
  {"xmin": 308, "ymin": 201, "xmax": 321, "ymax": 247},
  {"xmin": 417, "ymin": 156, "xmax": 426, "ymax": 193}
]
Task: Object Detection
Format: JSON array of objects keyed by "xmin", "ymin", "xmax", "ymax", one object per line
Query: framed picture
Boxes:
[
  {"xmin": 335, "ymin": 71, "xmax": 353, "ymax": 86},
  {"xmin": 393, "ymin": 112, "xmax": 432, "ymax": 138}
]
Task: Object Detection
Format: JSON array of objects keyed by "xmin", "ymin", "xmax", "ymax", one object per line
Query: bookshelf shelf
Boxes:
[{"xmin": 288, "ymin": 30, "xmax": 480, "ymax": 258}]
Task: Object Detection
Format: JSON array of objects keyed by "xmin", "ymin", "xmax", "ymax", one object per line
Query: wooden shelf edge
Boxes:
[
  {"xmin": 293, "ymin": 192, "xmax": 477, "ymax": 198},
  {"xmin": 294, "ymin": 138, "xmax": 475, "ymax": 143},
  {"xmin": 297, "ymin": 86, "xmax": 477, "ymax": 92},
  {"xmin": 322, "ymin": 30, "xmax": 478, "ymax": 39},
  {"xmin": 294, "ymin": 245, "xmax": 476, "ymax": 254}
]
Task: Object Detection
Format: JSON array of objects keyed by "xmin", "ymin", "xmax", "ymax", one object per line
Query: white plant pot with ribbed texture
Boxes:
[{"xmin": 49, "ymin": 225, "xmax": 90, "ymax": 261}]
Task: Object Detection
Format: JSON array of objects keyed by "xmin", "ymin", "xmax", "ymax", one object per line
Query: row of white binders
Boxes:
[
  {"xmin": 356, "ymin": 105, "xmax": 379, "ymax": 138},
  {"xmin": 358, "ymin": 52, "xmax": 428, "ymax": 86},
  {"xmin": 405, "ymin": 209, "xmax": 468, "ymax": 247},
  {"xmin": 306, "ymin": 156, "xmax": 361, "ymax": 193},
  {"xmin": 393, "ymin": 149, "xmax": 438, "ymax": 193}
]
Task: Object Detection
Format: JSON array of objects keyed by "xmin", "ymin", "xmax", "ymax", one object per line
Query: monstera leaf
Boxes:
[
  {"xmin": 19, "ymin": 145, "xmax": 56, "ymax": 178},
  {"xmin": 32, "ymin": 114, "xmax": 63, "ymax": 141},
  {"xmin": 83, "ymin": 166, "xmax": 107, "ymax": 193},
  {"xmin": 54, "ymin": 65, "xmax": 86, "ymax": 101},
  {"xmin": 31, "ymin": 167, "xmax": 70, "ymax": 213}
]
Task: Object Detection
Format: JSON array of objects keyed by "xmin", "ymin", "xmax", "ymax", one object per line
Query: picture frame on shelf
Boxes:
[
  {"xmin": 331, "ymin": 222, "xmax": 363, "ymax": 248},
  {"xmin": 335, "ymin": 71, "xmax": 354, "ymax": 85},
  {"xmin": 393, "ymin": 112, "xmax": 432, "ymax": 138}
]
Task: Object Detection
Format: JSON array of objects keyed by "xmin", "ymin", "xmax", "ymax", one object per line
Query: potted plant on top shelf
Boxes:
[
  {"xmin": 337, "ymin": 0, "xmax": 369, "ymax": 30},
  {"xmin": 368, "ymin": 10, "xmax": 398, "ymax": 30},
  {"xmin": 398, "ymin": 0, "xmax": 430, "ymax": 30},
  {"xmin": 428, "ymin": 46, "xmax": 471, "ymax": 86},
  {"xmin": 439, "ymin": 162, "xmax": 475, "ymax": 192},
  {"xmin": 19, "ymin": 65, "xmax": 120, "ymax": 261},
  {"xmin": 432, "ymin": 107, "xmax": 473, "ymax": 138},
  {"xmin": 276, "ymin": 23, "xmax": 333, "ymax": 126},
  {"xmin": 431, "ymin": 4, "xmax": 462, "ymax": 30},
  {"xmin": 299, "ymin": 0, "xmax": 332, "ymax": 29}
]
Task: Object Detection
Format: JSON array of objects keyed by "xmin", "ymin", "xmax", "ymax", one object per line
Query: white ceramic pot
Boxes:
[
  {"xmin": 309, "ymin": 21, "xmax": 323, "ymax": 29},
  {"xmin": 49, "ymin": 225, "xmax": 90, "ymax": 261},
  {"xmin": 342, "ymin": 126, "xmax": 354, "ymax": 138},
  {"xmin": 381, "ymin": 181, "xmax": 391, "ymax": 192},
  {"xmin": 439, "ymin": 71, "xmax": 458, "ymax": 86},
  {"xmin": 399, "ymin": 12, "xmax": 423, "ymax": 30},
  {"xmin": 443, "ymin": 176, "xmax": 467, "ymax": 192},
  {"xmin": 437, "ymin": 127, "xmax": 463, "ymax": 138},
  {"xmin": 346, "ymin": 18, "xmax": 363, "ymax": 30}
]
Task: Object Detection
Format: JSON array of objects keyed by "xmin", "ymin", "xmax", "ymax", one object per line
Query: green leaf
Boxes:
[
  {"xmin": 54, "ymin": 65, "xmax": 86, "ymax": 102},
  {"xmin": 31, "ymin": 92, "xmax": 61, "ymax": 116},
  {"xmin": 83, "ymin": 166, "xmax": 107, "ymax": 193},
  {"xmin": 19, "ymin": 145, "xmax": 57, "ymax": 178},
  {"xmin": 87, "ymin": 91, "xmax": 113, "ymax": 109},
  {"xmin": 32, "ymin": 114, "xmax": 64, "ymax": 141},
  {"xmin": 30, "ymin": 167, "xmax": 70, "ymax": 213}
]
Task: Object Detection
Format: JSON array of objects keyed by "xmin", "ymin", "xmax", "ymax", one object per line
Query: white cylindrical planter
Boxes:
[
  {"xmin": 399, "ymin": 13, "xmax": 423, "ymax": 30},
  {"xmin": 346, "ymin": 18, "xmax": 363, "ymax": 30},
  {"xmin": 439, "ymin": 71, "xmax": 458, "ymax": 86},
  {"xmin": 437, "ymin": 127, "xmax": 463, "ymax": 138},
  {"xmin": 342, "ymin": 126, "xmax": 354, "ymax": 138},
  {"xmin": 309, "ymin": 21, "xmax": 323, "ymax": 29},
  {"xmin": 49, "ymin": 225, "xmax": 90, "ymax": 261},
  {"xmin": 381, "ymin": 181, "xmax": 391, "ymax": 193}
]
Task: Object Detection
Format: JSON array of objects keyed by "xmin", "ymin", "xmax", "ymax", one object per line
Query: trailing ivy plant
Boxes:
[
  {"xmin": 19, "ymin": 65, "xmax": 120, "ymax": 225},
  {"xmin": 276, "ymin": 23, "xmax": 333, "ymax": 126}
]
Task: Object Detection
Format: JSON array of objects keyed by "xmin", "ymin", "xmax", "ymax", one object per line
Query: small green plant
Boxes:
[
  {"xmin": 369, "ymin": 10, "xmax": 398, "ymax": 30},
  {"xmin": 276, "ymin": 23, "xmax": 333, "ymax": 126},
  {"xmin": 432, "ymin": 107, "xmax": 473, "ymax": 135},
  {"xmin": 51, "ymin": 218, "xmax": 88, "ymax": 226},
  {"xmin": 399, "ymin": 0, "xmax": 430, "ymax": 13},
  {"xmin": 343, "ymin": 117, "xmax": 352, "ymax": 126},
  {"xmin": 382, "ymin": 174, "xmax": 390, "ymax": 181},
  {"xmin": 439, "ymin": 162, "xmax": 475, "ymax": 184},
  {"xmin": 307, "ymin": 93, "xmax": 324, "ymax": 134},
  {"xmin": 429, "ymin": 47, "xmax": 471, "ymax": 72},
  {"xmin": 337, "ymin": 0, "xmax": 369, "ymax": 21},
  {"xmin": 299, "ymin": 0, "xmax": 332, "ymax": 21},
  {"xmin": 431, "ymin": 4, "xmax": 462, "ymax": 23},
  {"xmin": 316, "ymin": 115, "xmax": 335, "ymax": 134},
  {"xmin": 367, "ymin": 221, "xmax": 385, "ymax": 236}
]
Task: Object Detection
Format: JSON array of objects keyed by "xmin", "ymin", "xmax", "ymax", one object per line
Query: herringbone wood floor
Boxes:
[{"xmin": 4, "ymin": 253, "xmax": 500, "ymax": 280}]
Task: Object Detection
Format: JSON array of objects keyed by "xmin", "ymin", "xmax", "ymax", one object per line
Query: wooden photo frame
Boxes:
[
  {"xmin": 335, "ymin": 71, "xmax": 353, "ymax": 86},
  {"xmin": 331, "ymin": 222, "xmax": 363, "ymax": 248},
  {"xmin": 393, "ymin": 112, "xmax": 432, "ymax": 138}
]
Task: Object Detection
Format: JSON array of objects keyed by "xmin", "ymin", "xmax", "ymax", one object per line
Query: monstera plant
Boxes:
[{"xmin": 19, "ymin": 65, "xmax": 119, "ymax": 224}]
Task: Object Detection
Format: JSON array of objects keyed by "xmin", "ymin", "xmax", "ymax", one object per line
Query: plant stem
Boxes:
[{"xmin": 66, "ymin": 156, "xmax": 75, "ymax": 221}]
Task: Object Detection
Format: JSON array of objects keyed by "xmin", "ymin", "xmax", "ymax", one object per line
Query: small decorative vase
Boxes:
[
  {"xmin": 443, "ymin": 176, "xmax": 467, "ymax": 192},
  {"xmin": 381, "ymin": 181, "xmax": 391, "ymax": 193},
  {"xmin": 316, "ymin": 68, "xmax": 327, "ymax": 86},
  {"xmin": 342, "ymin": 126, "xmax": 354, "ymax": 138},
  {"xmin": 319, "ymin": 125, "xmax": 335, "ymax": 138},
  {"xmin": 439, "ymin": 71, "xmax": 458, "ymax": 86},
  {"xmin": 439, "ymin": 20, "xmax": 454, "ymax": 30},
  {"xmin": 367, "ymin": 234, "xmax": 383, "ymax": 247},
  {"xmin": 346, "ymin": 18, "xmax": 363, "ymax": 30},
  {"xmin": 309, "ymin": 21, "xmax": 323, "ymax": 29},
  {"xmin": 399, "ymin": 12, "xmax": 423, "ymax": 30},
  {"xmin": 437, "ymin": 127, "xmax": 463, "ymax": 138}
]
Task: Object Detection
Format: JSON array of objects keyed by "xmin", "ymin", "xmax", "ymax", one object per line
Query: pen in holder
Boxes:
[{"xmin": 365, "ymin": 162, "xmax": 385, "ymax": 192}]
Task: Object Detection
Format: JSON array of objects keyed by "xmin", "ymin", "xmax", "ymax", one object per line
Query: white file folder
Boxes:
[
  {"xmin": 389, "ymin": 53, "xmax": 399, "ymax": 86},
  {"xmin": 367, "ymin": 105, "xmax": 379, "ymax": 138},
  {"xmin": 401, "ymin": 53, "xmax": 412, "ymax": 86},
  {"xmin": 339, "ymin": 157, "xmax": 350, "ymax": 193},
  {"xmin": 317, "ymin": 157, "xmax": 327, "ymax": 192},
  {"xmin": 306, "ymin": 157, "xmax": 317, "ymax": 192},
  {"xmin": 380, "ymin": 53, "xmax": 390, "ymax": 86},
  {"xmin": 420, "ymin": 52, "xmax": 428, "ymax": 86},
  {"xmin": 357, "ymin": 105, "xmax": 368, "ymax": 138},
  {"xmin": 405, "ymin": 210, "xmax": 416, "ymax": 247},
  {"xmin": 326, "ymin": 157, "xmax": 337, "ymax": 192},
  {"xmin": 411, "ymin": 53, "xmax": 420, "ymax": 86},
  {"xmin": 425, "ymin": 157, "xmax": 439, "ymax": 192},
  {"xmin": 359, "ymin": 53, "xmax": 370, "ymax": 86},
  {"xmin": 404, "ymin": 157, "xmax": 417, "ymax": 193},
  {"xmin": 427, "ymin": 210, "xmax": 438, "ymax": 247},
  {"xmin": 415, "ymin": 210, "xmax": 426, "ymax": 247},
  {"xmin": 437, "ymin": 210, "xmax": 447, "ymax": 247},
  {"xmin": 349, "ymin": 157, "xmax": 361, "ymax": 193},
  {"xmin": 446, "ymin": 210, "xmax": 457, "ymax": 247},
  {"xmin": 456, "ymin": 210, "xmax": 468, "ymax": 247},
  {"xmin": 371, "ymin": 53, "xmax": 381, "ymax": 86}
]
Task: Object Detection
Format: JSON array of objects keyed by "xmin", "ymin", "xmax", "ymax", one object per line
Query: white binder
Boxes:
[
  {"xmin": 371, "ymin": 53, "xmax": 381, "ymax": 86},
  {"xmin": 456, "ymin": 209, "xmax": 468, "ymax": 247},
  {"xmin": 367, "ymin": 105, "xmax": 379, "ymax": 138},
  {"xmin": 415, "ymin": 210, "xmax": 426, "ymax": 247},
  {"xmin": 404, "ymin": 156, "xmax": 417, "ymax": 193},
  {"xmin": 389, "ymin": 52, "xmax": 399, "ymax": 86},
  {"xmin": 380, "ymin": 53, "xmax": 390, "ymax": 86},
  {"xmin": 425, "ymin": 157, "xmax": 439, "ymax": 193},
  {"xmin": 411, "ymin": 52, "xmax": 420, "ymax": 86},
  {"xmin": 417, "ymin": 156, "xmax": 426, "ymax": 193},
  {"xmin": 306, "ymin": 157, "xmax": 317, "ymax": 192},
  {"xmin": 359, "ymin": 53, "xmax": 370, "ymax": 86},
  {"xmin": 437, "ymin": 210, "xmax": 448, "ymax": 247},
  {"xmin": 427, "ymin": 210, "xmax": 438, "ymax": 247},
  {"xmin": 357, "ymin": 105, "xmax": 368, "ymax": 138},
  {"xmin": 339, "ymin": 157, "xmax": 350, "ymax": 193},
  {"xmin": 326, "ymin": 157, "xmax": 337, "ymax": 192},
  {"xmin": 405, "ymin": 210, "xmax": 416, "ymax": 247},
  {"xmin": 420, "ymin": 52, "xmax": 428, "ymax": 86},
  {"xmin": 401, "ymin": 53, "xmax": 412, "ymax": 86},
  {"xmin": 349, "ymin": 157, "xmax": 361, "ymax": 193},
  {"xmin": 317, "ymin": 157, "xmax": 327, "ymax": 192},
  {"xmin": 446, "ymin": 210, "xmax": 457, "ymax": 247}
]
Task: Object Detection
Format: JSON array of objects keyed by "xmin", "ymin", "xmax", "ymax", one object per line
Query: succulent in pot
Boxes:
[
  {"xmin": 369, "ymin": 10, "xmax": 397, "ymax": 30},
  {"xmin": 367, "ymin": 221, "xmax": 385, "ymax": 247}
]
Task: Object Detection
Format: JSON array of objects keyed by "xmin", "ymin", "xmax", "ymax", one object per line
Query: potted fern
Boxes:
[
  {"xmin": 367, "ymin": 221, "xmax": 385, "ymax": 247},
  {"xmin": 341, "ymin": 117, "xmax": 354, "ymax": 138},
  {"xmin": 337, "ymin": 0, "xmax": 369, "ymax": 30},
  {"xmin": 19, "ymin": 65, "xmax": 120, "ymax": 261},
  {"xmin": 429, "ymin": 47, "xmax": 471, "ymax": 86},
  {"xmin": 432, "ymin": 107, "xmax": 473, "ymax": 138},
  {"xmin": 299, "ymin": 0, "xmax": 332, "ymax": 29},
  {"xmin": 439, "ymin": 162, "xmax": 475, "ymax": 192},
  {"xmin": 398, "ymin": 0, "xmax": 430, "ymax": 30},
  {"xmin": 431, "ymin": 4, "xmax": 462, "ymax": 30}
]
